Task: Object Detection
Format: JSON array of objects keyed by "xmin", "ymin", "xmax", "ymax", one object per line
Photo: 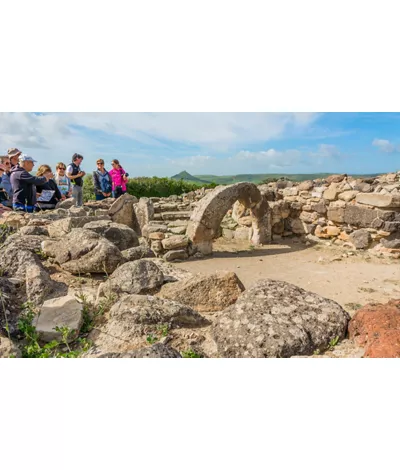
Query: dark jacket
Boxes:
[
  {"xmin": 67, "ymin": 162, "xmax": 83, "ymax": 186},
  {"xmin": 36, "ymin": 179, "xmax": 63, "ymax": 206},
  {"xmin": 93, "ymin": 170, "xmax": 112, "ymax": 195},
  {"xmin": 10, "ymin": 166, "xmax": 47, "ymax": 209}
]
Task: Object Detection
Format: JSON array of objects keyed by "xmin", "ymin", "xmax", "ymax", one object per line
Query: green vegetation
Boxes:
[
  {"xmin": 17, "ymin": 302, "xmax": 92, "ymax": 358},
  {"xmin": 0, "ymin": 223, "xmax": 15, "ymax": 245},
  {"xmin": 82, "ymin": 175, "xmax": 216, "ymax": 202},
  {"xmin": 181, "ymin": 348, "xmax": 202, "ymax": 358}
]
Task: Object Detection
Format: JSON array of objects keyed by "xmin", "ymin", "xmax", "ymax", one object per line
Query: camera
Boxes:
[{"xmin": 124, "ymin": 173, "xmax": 129, "ymax": 177}]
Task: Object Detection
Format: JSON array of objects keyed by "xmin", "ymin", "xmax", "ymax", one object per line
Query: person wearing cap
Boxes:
[
  {"xmin": 66, "ymin": 153, "xmax": 86, "ymax": 207},
  {"xmin": 7, "ymin": 148, "xmax": 22, "ymax": 169},
  {"xmin": 10, "ymin": 154, "xmax": 49, "ymax": 213}
]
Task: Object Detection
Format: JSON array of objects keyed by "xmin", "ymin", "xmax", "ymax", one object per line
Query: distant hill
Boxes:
[
  {"xmin": 171, "ymin": 170, "xmax": 382, "ymax": 186},
  {"xmin": 171, "ymin": 171, "xmax": 211, "ymax": 184},
  {"xmin": 195, "ymin": 172, "xmax": 382, "ymax": 185}
]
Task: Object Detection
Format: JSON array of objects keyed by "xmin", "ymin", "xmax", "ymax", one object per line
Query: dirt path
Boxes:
[{"xmin": 180, "ymin": 238, "xmax": 400, "ymax": 316}]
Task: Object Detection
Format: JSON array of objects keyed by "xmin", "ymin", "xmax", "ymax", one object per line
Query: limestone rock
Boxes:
[
  {"xmin": 90, "ymin": 294, "xmax": 206, "ymax": 353},
  {"xmin": 356, "ymin": 193, "xmax": 400, "ymax": 208},
  {"xmin": 83, "ymin": 220, "xmax": 139, "ymax": 251},
  {"xmin": 97, "ymin": 259, "xmax": 164, "ymax": 299},
  {"xmin": 297, "ymin": 180, "xmax": 314, "ymax": 191},
  {"xmin": 133, "ymin": 198, "xmax": 155, "ymax": 235},
  {"xmin": 19, "ymin": 225, "xmax": 49, "ymax": 236},
  {"xmin": 163, "ymin": 250, "xmax": 189, "ymax": 262},
  {"xmin": 338, "ymin": 190, "xmax": 358, "ymax": 202},
  {"xmin": 349, "ymin": 229, "xmax": 372, "ymax": 249},
  {"xmin": 158, "ymin": 271, "xmax": 245, "ymax": 313},
  {"xmin": 108, "ymin": 193, "xmax": 139, "ymax": 229},
  {"xmin": 348, "ymin": 300, "xmax": 400, "ymax": 358},
  {"xmin": 161, "ymin": 235, "xmax": 189, "ymax": 250},
  {"xmin": 212, "ymin": 279, "xmax": 350, "ymax": 357},
  {"xmin": 53, "ymin": 229, "xmax": 123, "ymax": 274},
  {"xmin": 47, "ymin": 215, "xmax": 111, "ymax": 238},
  {"xmin": 34, "ymin": 295, "xmax": 83, "ymax": 343},
  {"xmin": 121, "ymin": 246, "xmax": 155, "ymax": 262},
  {"xmin": 0, "ymin": 277, "xmax": 22, "ymax": 337},
  {"xmin": 323, "ymin": 183, "xmax": 340, "ymax": 201},
  {"xmin": 148, "ymin": 259, "xmax": 194, "ymax": 282},
  {"xmin": 326, "ymin": 174, "xmax": 346, "ymax": 184}
]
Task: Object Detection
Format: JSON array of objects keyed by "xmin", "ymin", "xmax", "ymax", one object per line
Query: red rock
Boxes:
[{"xmin": 348, "ymin": 300, "xmax": 400, "ymax": 358}]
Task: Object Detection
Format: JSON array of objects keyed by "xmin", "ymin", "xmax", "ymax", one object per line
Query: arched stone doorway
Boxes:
[{"xmin": 186, "ymin": 183, "xmax": 272, "ymax": 254}]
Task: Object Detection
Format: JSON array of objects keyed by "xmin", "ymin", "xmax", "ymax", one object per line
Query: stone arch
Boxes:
[{"xmin": 186, "ymin": 183, "xmax": 272, "ymax": 254}]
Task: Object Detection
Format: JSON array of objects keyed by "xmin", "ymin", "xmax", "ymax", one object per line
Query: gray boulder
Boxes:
[
  {"xmin": 19, "ymin": 225, "xmax": 49, "ymax": 236},
  {"xmin": 83, "ymin": 220, "xmax": 139, "ymax": 250},
  {"xmin": 108, "ymin": 193, "xmax": 138, "ymax": 229},
  {"xmin": 97, "ymin": 259, "xmax": 164, "ymax": 299},
  {"xmin": 0, "ymin": 242, "xmax": 54, "ymax": 306},
  {"xmin": 49, "ymin": 229, "xmax": 123, "ymax": 274},
  {"xmin": 90, "ymin": 294, "xmax": 206, "ymax": 353},
  {"xmin": 34, "ymin": 295, "xmax": 83, "ymax": 343},
  {"xmin": 212, "ymin": 279, "xmax": 350, "ymax": 357},
  {"xmin": 121, "ymin": 246, "xmax": 155, "ymax": 262},
  {"xmin": 349, "ymin": 229, "xmax": 372, "ymax": 249}
]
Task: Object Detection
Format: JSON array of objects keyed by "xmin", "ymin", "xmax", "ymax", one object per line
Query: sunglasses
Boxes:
[{"xmin": 58, "ymin": 167, "xmax": 66, "ymax": 170}]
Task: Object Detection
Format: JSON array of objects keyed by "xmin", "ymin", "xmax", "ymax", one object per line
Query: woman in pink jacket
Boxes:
[{"xmin": 109, "ymin": 159, "xmax": 128, "ymax": 199}]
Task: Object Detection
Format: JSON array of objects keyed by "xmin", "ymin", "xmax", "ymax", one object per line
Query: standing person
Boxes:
[
  {"xmin": 35, "ymin": 165, "xmax": 63, "ymax": 210},
  {"xmin": 54, "ymin": 162, "xmax": 72, "ymax": 198},
  {"xmin": 109, "ymin": 159, "xmax": 128, "ymax": 199},
  {"xmin": 93, "ymin": 159, "xmax": 112, "ymax": 201},
  {"xmin": 10, "ymin": 154, "xmax": 49, "ymax": 213},
  {"xmin": 7, "ymin": 148, "xmax": 22, "ymax": 169},
  {"xmin": 0, "ymin": 156, "xmax": 13, "ymax": 207},
  {"xmin": 66, "ymin": 153, "xmax": 85, "ymax": 207}
]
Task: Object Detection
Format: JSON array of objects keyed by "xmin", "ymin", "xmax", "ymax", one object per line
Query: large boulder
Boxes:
[
  {"xmin": 47, "ymin": 216, "xmax": 111, "ymax": 238},
  {"xmin": 0, "ymin": 242, "xmax": 54, "ymax": 306},
  {"xmin": 348, "ymin": 300, "xmax": 400, "ymax": 358},
  {"xmin": 108, "ymin": 193, "xmax": 138, "ymax": 229},
  {"xmin": 34, "ymin": 295, "xmax": 83, "ymax": 343},
  {"xmin": 97, "ymin": 259, "xmax": 164, "ymax": 299},
  {"xmin": 83, "ymin": 220, "xmax": 139, "ymax": 250},
  {"xmin": 148, "ymin": 259, "xmax": 194, "ymax": 282},
  {"xmin": 212, "ymin": 279, "xmax": 350, "ymax": 357},
  {"xmin": 46, "ymin": 229, "xmax": 123, "ymax": 274},
  {"xmin": 158, "ymin": 271, "xmax": 245, "ymax": 313},
  {"xmin": 133, "ymin": 198, "xmax": 155, "ymax": 236},
  {"xmin": 90, "ymin": 294, "xmax": 206, "ymax": 354},
  {"xmin": 349, "ymin": 229, "xmax": 372, "ymax": 249},
  {"xmin": 121, "ymin": 245, "xmax": 155, "ymax": 262}
]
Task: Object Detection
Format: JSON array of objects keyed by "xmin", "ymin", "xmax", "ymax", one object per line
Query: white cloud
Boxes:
[
  {"xmin": 234, "ymin": 149, "xmax": 302, "ymax": 168},
  {"xmin": 372, "ymin": 138, "xmax": 395, "ymax": 153},
  {"xmin": 0, "ymin": 112, "xmax": 322, "ymax": 154},
  {"xmin": 166, "ymin": 155, "xmax": 215, "ymax": 168},
  {"xmin": 309, "ymin": 144, "xmax": 340, "ymax": 158}
]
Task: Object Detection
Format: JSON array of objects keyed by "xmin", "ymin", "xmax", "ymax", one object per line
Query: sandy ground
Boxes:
[{"xmin": 180, "ymin": 238, "xmax": 400, "ymax": 316}]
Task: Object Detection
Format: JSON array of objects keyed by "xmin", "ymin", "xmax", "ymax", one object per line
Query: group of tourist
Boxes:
[{"xmin": 0, "ymin": 148, "xmax": 129, "ymax": 214}]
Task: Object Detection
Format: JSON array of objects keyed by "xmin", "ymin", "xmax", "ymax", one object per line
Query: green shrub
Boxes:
[{"xmin": 82, "ymin": 175, "xmax": 216, "ymax": 201}]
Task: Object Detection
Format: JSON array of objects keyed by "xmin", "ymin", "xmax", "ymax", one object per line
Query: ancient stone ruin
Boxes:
[{"xmin": 0, "ymin": 170, "xmax": 399, "ymax": 358}]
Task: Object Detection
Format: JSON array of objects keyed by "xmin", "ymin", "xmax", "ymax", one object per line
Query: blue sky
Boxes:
[{"xmin": 0, "ymin": 112, "xmax": 399, "ymax": 176}]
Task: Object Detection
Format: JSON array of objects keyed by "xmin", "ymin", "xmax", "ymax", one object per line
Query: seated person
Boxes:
[
  {"xmin": 0, "ymin": 157, "xmax": 13, "ymax": 207},
  {"xmin": 54, "ymin": 162, "xmax": 72, "ymax": 198},
  {"xmin": 35, "ymin": 165, "xmax": 63, "ymax": 210}
]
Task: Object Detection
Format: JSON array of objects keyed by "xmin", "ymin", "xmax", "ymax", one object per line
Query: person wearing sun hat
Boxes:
[
  {"xmin": 10, "ymin": 154, "xmax": 49, "ymax": 212},
  {"xmin": 7, "ymin": 148, "xmax": 22, "ymax": 169}
]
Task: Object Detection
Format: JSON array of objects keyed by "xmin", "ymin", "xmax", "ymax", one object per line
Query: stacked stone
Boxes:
[{"xmin": 262, "ymin": 171, "xmax": 400, "ymax": 256}]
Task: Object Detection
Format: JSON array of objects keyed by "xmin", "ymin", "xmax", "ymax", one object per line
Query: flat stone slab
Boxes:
[
  {"xmin": 356, "ymin": 193, "xmax": 400, "ymax": 208},
  {"xmin": 34, "ymin": 295, "xmax": 83, "ymax": 343}
]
